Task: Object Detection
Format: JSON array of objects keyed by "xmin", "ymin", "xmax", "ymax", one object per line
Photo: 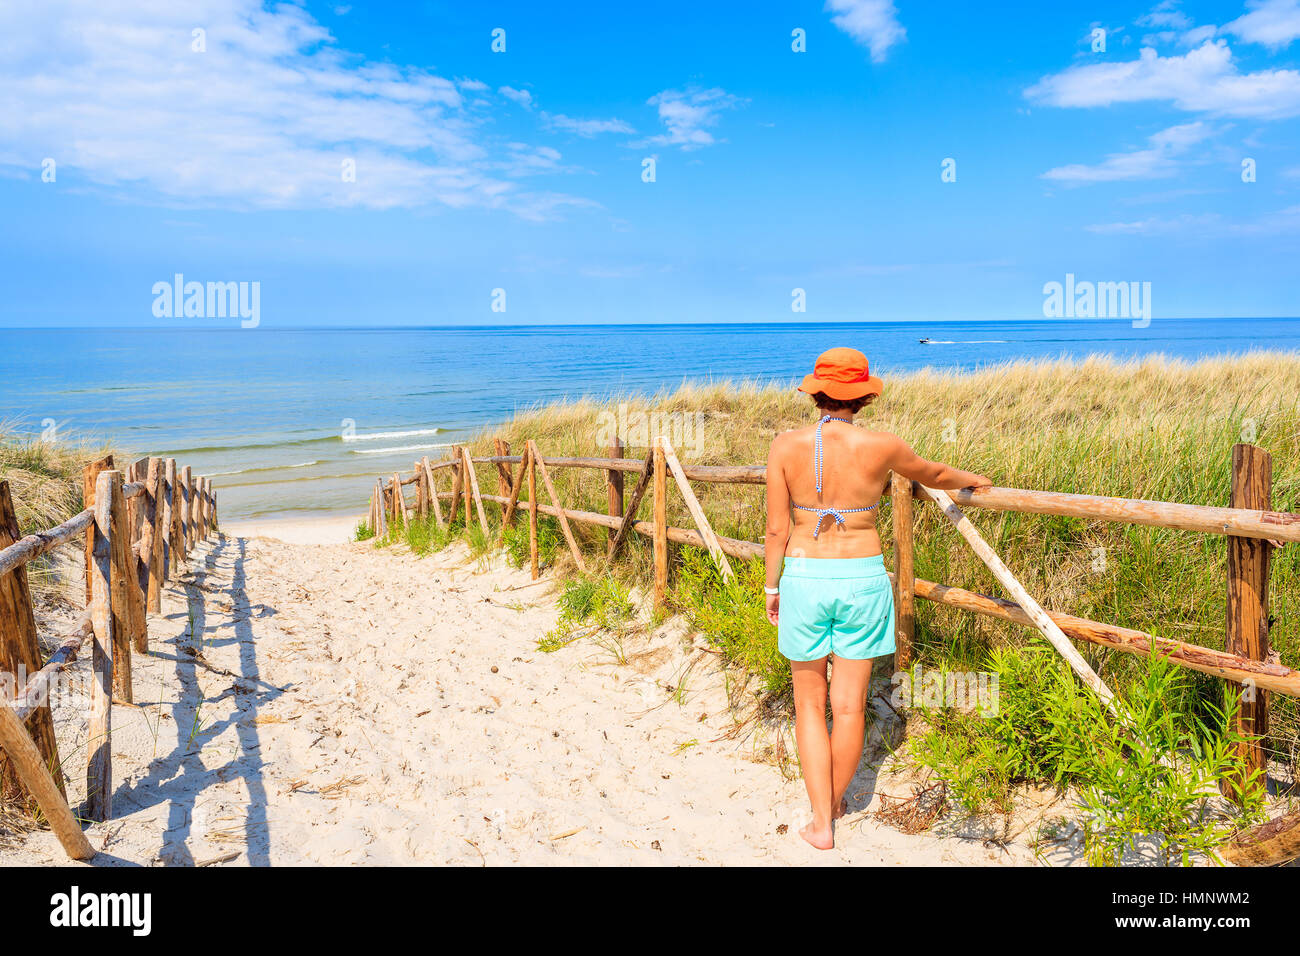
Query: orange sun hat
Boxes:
[{"xmin": 797, "ymin": 347, "xmax": 884, "ymax": 400}]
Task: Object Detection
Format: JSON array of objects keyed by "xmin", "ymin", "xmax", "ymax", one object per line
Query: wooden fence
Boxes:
[
  {"xmin": 371, "ymin": 437, "xmax": 1296, "ymax": 805},
  {"xmin": 0, "ymin": 455, "xmax": 217, "ymax": 860}
]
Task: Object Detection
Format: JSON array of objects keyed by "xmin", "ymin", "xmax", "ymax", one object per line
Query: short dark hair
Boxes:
[{"xmin": 811, "ymin": 392, "xmax": 875, "ymax": 414}]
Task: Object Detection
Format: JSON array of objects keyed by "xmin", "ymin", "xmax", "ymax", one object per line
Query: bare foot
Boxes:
[
  {"xmin": 799, "ymin": 820, "xmax": 834, "ymax": 850},
  {"xmin": 833, "ymin": 798, "xmax": 848, "ymax": 820}
]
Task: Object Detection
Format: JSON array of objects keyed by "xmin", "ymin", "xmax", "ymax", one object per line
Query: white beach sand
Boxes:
[
  {"xmin": 222, "ymin": 514, "xmax": 363, "ymax": 546},
  {"xmin": 5, "ymin": 518, "xmax": 1080, "ymax": 866}
]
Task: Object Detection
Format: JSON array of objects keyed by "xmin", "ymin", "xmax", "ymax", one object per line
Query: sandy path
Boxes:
[{"xmin": 7, "ymin": 530, "xmax": 1056, "ymax": 866}]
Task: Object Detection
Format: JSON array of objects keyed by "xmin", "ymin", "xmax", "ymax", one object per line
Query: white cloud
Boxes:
[
  {"xmin": 641, "ymin": 88, "xmax": 744, "ymax": 150},
  {"xmin": 499, "ymin": 86, "xmax": 535, "ymax": 109},
  {"xmin": 1224, "ymin": 0, "xmax": 1300, "ymax": 49},
  {"xmin": 0, "ymin": 1, "xmax": 588, "ymax": 218},
  {"xmin": 1042, "ymin": 122, "xmax": 1213, "ymax": 183},
  {"xmin": 824, "ymin": 0, "xmax": 906, "ymax": 62},
  {"xmin": 1138, "ymin": 1, "xmax": 1193, "ymax": 30},
  {"xmin": 1086, "ymin": 204, "xmax": 1300, "ymax": 235},
  {"xmin": 541, "ymin": 113, "xmax": 635, "ymax": 137},
  {"xmin": 1025, "ymin": 40, "xmax": 1300, "ymax": 119}
]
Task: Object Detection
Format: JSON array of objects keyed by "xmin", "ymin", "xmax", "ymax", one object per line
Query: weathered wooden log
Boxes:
[
  {"xmin": 143, "ymin": 458, "xmax": 165, "ymax": 615},
  {"xmin": 104, "ymin": 471, "xmax": 134, "ymax": 703},
  {"xmin": 1218, "ymin": 808, "xmax": 1300, "ymax": 866},
  {"xmin": 178, "ymin": 465, "xmax": 192, "ymax": 561},
  {"xmin": 923, "ymin": 485, "xmax": 1117, "ymax": 710},
  {"xmin": 0, "ymin": 509, "xmax": 94, "ymax": 579},
  {"xmin": 606, "ymin": 437, "xmax": 623, "ymax": 548},
  {"xmin": 423, "ymin": 457, "xmax": 445, "ymax": 529},
  {"xmin": 494, "ymin": 439, "xmax": 512, "ymax": 496},
  {"xmin": 447, "ymin": 447, "xmax": 464, "ymax": 526},
  {"xmin": 527, "ymin": 449, "xmax": 538, "ymax": 580},
  {"xmin": 86, "ymin": 470, "xmax": 116, "ymax": 821},
  {"xmin": 0, "ymin": 691, "xmax": 94, "ymax": 859},
  {"xmin": 13, "ymin": 616, "xmax": 92, "ymax": 722},
  {"xmin": 1224, "ymin": 443, "xmax": 1271, "ymax": 802},
  {"xmin": 82, "ymin": 455, "xmax": 113, "ymax": 605},
  {"xmin": 461, "ymin": 448, "xmax": 490, "ymax": 536},
  {"xmin": 661, "ymin": 438, "xmax": 732, "ymax": 583},
  {"xmin": 0, "ymin": 481, "xmax": 66, "ymax": 807},
  {"xmin": 163, "ymin": 458, "xmax": 178, "ymax": 575},
  {"xmin": 528, "ymin": 442, "xmax": 584, "ymax": 571},
  {"xmin": 120, "ymin": 462, "xmax": 148, "ymax": 656}
]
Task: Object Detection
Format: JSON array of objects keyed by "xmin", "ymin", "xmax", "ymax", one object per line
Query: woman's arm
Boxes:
[
  {"xmin": 886, "ymin": 436, "xmax": 991, "ymax": 491},
  {"xmin": 764, "ymin": 437, "xmax": 791, "ymax": 624}
]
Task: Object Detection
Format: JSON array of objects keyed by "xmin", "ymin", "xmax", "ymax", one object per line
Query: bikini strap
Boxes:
[{"xmin": 813, "ymin": 415, "xmax": 852, "ymax": 493}]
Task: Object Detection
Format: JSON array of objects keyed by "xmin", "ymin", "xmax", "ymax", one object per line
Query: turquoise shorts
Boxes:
[{"xmin": 777, "ymin": 556, "xmax": 896, "ymax": 662}]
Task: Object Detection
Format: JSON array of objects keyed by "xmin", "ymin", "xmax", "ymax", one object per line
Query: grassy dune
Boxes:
[
  {"xmin": 0, "ymin": 428, "xmax": 116, "ymax": 600},
  {"xmin": 446, "ymin": 352, "xmax": 1299, "ymax": 778}
]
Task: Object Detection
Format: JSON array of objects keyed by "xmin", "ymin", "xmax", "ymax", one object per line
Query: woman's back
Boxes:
[{"xmin": 771, "ymin": 419, "xmax": 896, "ymax": 558}]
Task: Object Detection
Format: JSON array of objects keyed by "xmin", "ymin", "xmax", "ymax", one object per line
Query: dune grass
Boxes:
[{"xmin": 0, "ymin": 427, "xmax": 117, "ymax": 600}]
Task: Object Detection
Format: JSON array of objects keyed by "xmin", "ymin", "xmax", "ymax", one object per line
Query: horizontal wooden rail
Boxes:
[
  {"xmin": 0, "ymin": 509, "xmax": 94, "ymax": 578},
  {"xmin": 12, "ymin": 616, "xmax": 93, "ymax": 722},
  {"xmin": 440, "ymin": 452, "xmax": 1300, "ymax": 544},
  {"xmin": 926, "ymin": 485, "xmax": 1300, "ymax": 545}
]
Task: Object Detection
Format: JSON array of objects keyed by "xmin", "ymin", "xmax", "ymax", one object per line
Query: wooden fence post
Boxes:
[
  {"xmin": 423, "ymin": 457, "xmax": 445, "ymax": 529},
  {"xmin": 186, "ymin": 470, "xmax": 199, "ymax": 550},
  {"xmin": 390, "ymin": 473, "xmax": 406, "ymax": 530},
  {"xmin": 82, "ymin": 455, "xmax": 113, "ymax": 605},
  {"xmin": 178, "ymin": 465, "xmax": 192, "ymax": 562},
  {"xmin": 86, "ymin": 470, "xmax": 116, "ymax": 821},
  {"xmin": 1224, "ymin": 443, "xmax": 1272, "ymax": 802},
  {"xmin": 607, "ymin": 436, "xmax": 623, "ymax": 550},
  {"xmin": 494, "ymin": 439, "xmax": 512, "ymax": 497},
  {"xmin": 374, "ymin": 479, "xmax": 388, "ymax": 538},
  {"xmin": 163, "ymin": 458, "xmax": 178, "ymax": 575},
  {"xmin": 146, "ymin": 459, "xmax": 167, "ymax": 612},
  {"xmin": 891, "ymin": 473, "xmax": 916, "ymax": 672},
  {"xmin": 653, "ymin": 438, "xmax": 668, "ymax": 611},
  {"xmin": 0, "ymin": 480, "xmax": 65, "ymax": 807},
  {"xmin": 104, "ymin": 472, "xmax": 133, "ymax": 703},
  {"xmin": 413, "ymin": 460, "xmax": 427, "ymax": 519},
  {"xmin": 448, "ymin": 447, "xmax": 464, "ymax": 527},
  {"xmin": 527, "ymin": 446, "xmax": 538, "ymax": 580}
]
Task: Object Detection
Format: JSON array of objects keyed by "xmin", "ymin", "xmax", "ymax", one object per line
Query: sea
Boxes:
[{"xmin": 1, "ymin": 317, "xmax": 1296, "ymax": 521}]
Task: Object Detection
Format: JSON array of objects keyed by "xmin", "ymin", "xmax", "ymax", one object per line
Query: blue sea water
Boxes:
[{"xmin": 1, "ymin": 318, "xmax": 1295, "ymax": 520}]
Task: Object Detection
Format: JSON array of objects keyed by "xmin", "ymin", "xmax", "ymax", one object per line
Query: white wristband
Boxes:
[{"xmin": 764, "ymin": 586, "xmax": 779, "ymax": 595}]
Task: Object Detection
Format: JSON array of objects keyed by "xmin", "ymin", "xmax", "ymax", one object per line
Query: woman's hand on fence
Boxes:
[
  {"xmin": 965, "ymin": 473, "xmax": 993, "ymax": 490},
  {"xmin": 765, "ymin": 592, "xmax": 779, "ymax": 625}
]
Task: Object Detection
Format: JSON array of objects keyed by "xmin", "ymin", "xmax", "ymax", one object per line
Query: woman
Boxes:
[{"xmin": 765, "ymin": 348, "xmax": 991, "ymax": 850}]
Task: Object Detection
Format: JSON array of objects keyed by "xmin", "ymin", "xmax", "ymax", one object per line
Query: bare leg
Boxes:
[
  {"xmin": 790, "ymin": 658, "xmax": 834, "ymax": 850},
  {"xmin": 829, "ymin": 657, "xmax": 874, "ymax": 815}
]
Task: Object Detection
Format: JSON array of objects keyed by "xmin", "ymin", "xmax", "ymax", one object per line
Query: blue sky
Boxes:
[{"xmin": 1, "ymin": 0, "xmax": 1298, "ymax": 326}]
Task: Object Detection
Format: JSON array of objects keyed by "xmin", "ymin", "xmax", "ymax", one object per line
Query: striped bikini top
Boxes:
[{"xmin": 792, "ymin": 416, "xmax": 879, "ymax": 539}]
